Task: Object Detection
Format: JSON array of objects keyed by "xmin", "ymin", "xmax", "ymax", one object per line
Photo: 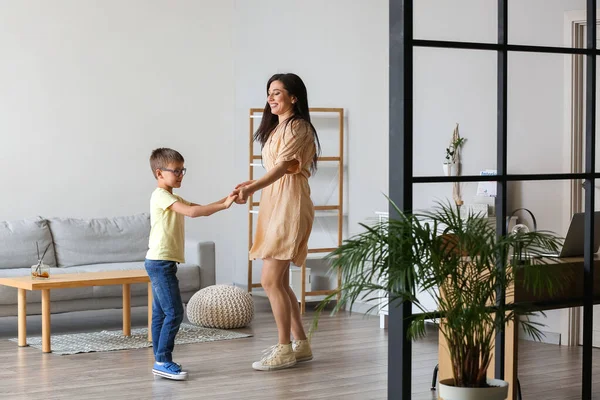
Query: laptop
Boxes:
[{"xmin": 541, "ymin": 211, "xmax": 600, "ymax": 258}]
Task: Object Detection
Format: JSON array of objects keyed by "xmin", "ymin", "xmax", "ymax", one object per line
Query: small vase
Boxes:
[
  {"xmin": 31, "ymin": 262, "xmax": 50, "ymax": 279},
  {"xmin": 443, "ymin": 162, "xmax": 458, "ymax": 176}
]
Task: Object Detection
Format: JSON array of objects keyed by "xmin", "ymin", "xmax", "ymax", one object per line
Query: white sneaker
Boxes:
[
  {"xmin": 252, "ymin": 343, "xmax": 296, "ymax": 371},
  {"xmin": 292, "ymin": 339, "xmax": 313, "ymax": 362}
]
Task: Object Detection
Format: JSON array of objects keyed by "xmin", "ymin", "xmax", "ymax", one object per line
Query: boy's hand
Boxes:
[{"xmin": 224, "ymin": 194, "xmax": 238, "ymax": 208}]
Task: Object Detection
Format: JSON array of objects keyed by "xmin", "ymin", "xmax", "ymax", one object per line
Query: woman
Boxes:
[{"xmin": 235, "ymin": 73, "xmax": 320, "ymax": 371}]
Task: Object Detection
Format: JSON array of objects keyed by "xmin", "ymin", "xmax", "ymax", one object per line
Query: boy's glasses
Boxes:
[{"xmin": 160, "ymin": 168, "xmax": 187, "ymax": 177}]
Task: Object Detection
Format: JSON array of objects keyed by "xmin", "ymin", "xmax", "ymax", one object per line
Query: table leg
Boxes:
[
  {"xmin": 41, "ymin": 289, "xmax": 51, "ymax": 353},
  {"xmin": 17, "ymin": 289, "xmax": 27, "ymax": 347},
  {"xmin": 122, "ymin": 283, "xmax": 131, "ymax": 336},
  {"xmin": 147, "ymin": 282, "xmax": 153, "ymax": 342}
]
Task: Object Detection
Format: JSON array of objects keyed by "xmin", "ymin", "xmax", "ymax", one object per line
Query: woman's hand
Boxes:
[
  {"xmin": 236, "ymin": 187, "xmax": 255, "ymax": 203},
  {"xmin": 239, "ymin": 186, "xmax": 254, "ymax": 202},
  {"xmin": 235, "ymin": 180, "xmax": 256, "ymax": 189}
]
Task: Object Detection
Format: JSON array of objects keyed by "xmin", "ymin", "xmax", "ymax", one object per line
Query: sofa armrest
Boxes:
[{"xmin": 184, "ymin": 240, "xmax": 215, "ymax": 289}]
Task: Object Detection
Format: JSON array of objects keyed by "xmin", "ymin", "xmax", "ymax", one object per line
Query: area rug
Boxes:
[{"xmin": 9, "ymin": 323, "xmax": 252, "ymax": 355}]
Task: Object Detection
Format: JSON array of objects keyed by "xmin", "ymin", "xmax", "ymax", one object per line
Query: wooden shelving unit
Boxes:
[{"xmin": 247, "ymin": 107, "xmax": 344, "ymax": 313}]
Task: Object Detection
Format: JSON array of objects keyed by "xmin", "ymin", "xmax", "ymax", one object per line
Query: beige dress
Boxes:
[{"xmin": 249, "ymin": 119, "xmax": 316, "ymax": 266}]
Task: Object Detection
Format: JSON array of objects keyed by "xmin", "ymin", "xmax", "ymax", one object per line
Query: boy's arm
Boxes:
[
  {"xmin": 189, "ymin": 197, "xmax": 228, "ymax": 207},
  {"xmin": 208, "ymin": 197, "xmax": 228, "ymax": 206},
  {"xmin": 169, "ymin": 195, "xmax": 236, "ymax": 218}
]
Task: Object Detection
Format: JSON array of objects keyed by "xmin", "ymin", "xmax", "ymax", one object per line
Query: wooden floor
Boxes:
[{"xmin": 0, "ymin": 297, "xmax": 598, "ymax": 399}]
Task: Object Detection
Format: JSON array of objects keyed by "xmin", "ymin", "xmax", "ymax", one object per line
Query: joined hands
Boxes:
[{"xmin": 230, "ymin": 180, "xmax": 256, "ymax": 204}]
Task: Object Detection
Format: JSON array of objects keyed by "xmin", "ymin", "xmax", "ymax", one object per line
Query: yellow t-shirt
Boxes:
[{"xmin": 146, "ymin": 188, "xmax": 189, "ymax": 263}]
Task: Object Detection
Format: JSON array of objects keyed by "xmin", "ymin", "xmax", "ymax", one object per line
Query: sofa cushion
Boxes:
[
  {"xmin": 68, "ymin": 261, "xmax": 201, "ymax": 297},
  {"xmin": 0, "ymin": 217, "xmax": 57, "ymax": 269},
  {"xmin": 49, "ymin": 213, "xmax": 150, "ymax": 267}
]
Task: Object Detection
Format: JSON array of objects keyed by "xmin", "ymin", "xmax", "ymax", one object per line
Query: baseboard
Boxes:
[{"xmin": 519, "ymin": 325, "xmax": 561, "ymax": 345}]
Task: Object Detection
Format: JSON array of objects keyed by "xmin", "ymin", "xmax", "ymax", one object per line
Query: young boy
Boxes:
[{"xmin": 146, "ymin": 148, "xmax": 237, "ymax": 381}]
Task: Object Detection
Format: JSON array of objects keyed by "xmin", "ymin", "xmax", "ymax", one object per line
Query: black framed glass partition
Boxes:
[{"xmin": 389, "ymin": 1, "xmax": 598, "ymax": 398}]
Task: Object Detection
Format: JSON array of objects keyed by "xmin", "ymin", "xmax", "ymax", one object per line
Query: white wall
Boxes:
[
  {"xmin": 0, "ymin": 0, "xmax": 389, "ymax": 289},
  {"xmin": 413, "ymin": 0, "xmax": 587, "ymax": 342},
  {"xmin": 0, "ymin": 0, "xmax": 237, "ymax": 283},
  {"xmin": 231, "ymin": 0, "xmax": 389, "ymax": 285}
]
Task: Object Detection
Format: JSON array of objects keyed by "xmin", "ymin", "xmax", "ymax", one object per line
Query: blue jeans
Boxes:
[{"xmin": 145, "ymin": 259, "xmax": 184, "ymax": 363}]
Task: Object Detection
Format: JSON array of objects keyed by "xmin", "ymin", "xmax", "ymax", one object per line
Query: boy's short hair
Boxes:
[{"xmin": 150, "ymin": 148, "xmax": 185, "ymax": 179}]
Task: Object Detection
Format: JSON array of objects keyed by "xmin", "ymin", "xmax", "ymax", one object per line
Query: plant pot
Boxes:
[
  {"xmin": 443, "ymin": 162, "xmax": 458, "ymax": 177},
  {"xmin": 438, "ymin": 378, "xmax": 508, "ymax": 400}
]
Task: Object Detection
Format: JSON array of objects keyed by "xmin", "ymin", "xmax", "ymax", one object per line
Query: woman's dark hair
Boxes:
[{"xmin": 254, "ymin": 73, "xmax": 321, "ymax": 172}]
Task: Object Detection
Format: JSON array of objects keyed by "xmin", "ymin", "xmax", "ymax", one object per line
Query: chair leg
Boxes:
[{"xmin": 431, "ymin": 364, "xmax": 439, "ymax": 390}]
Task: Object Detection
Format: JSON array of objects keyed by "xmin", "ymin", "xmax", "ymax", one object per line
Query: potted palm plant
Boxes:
[{"xmin": 314, "ymin": 200, "xmax": 564, "ymax": 400}]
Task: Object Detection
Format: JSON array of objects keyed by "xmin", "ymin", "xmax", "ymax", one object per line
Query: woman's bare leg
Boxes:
[
  {"xmin": 261, "ymin": 258, "xmax": 292, "ymax": 344},
  {"xmin": 282, "ymin": 266, "xmax": 307, "ymax": 341}
]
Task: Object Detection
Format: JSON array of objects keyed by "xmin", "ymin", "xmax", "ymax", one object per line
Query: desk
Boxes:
[{"xmin": 437, "ymin": 255, "xmax": 600, "ymax": 400}]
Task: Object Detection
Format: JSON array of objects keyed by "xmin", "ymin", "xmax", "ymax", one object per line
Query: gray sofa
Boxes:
[{"xmin": 0, "ymin": 213, "xmax": 215, "ymax": 317}]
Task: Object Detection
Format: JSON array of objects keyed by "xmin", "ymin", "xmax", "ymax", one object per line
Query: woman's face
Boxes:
[{"xmin": 267, "ymin": 80, "xmax": 296, "ymax": 116}]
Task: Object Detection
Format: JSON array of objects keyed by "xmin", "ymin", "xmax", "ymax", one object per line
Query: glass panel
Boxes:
[
  {"xmin": 414, "ymin": 179, "xmax": 589, "ymax": 397},
  {"xmin": 507, "ymin": 52, "xmax": 570, "ymax": 174},
  {"xmin": 509, "ymin": 0, "xmax": 586, "ymax": 48},
  {"xmin": 513, "ymin": 178, "xmax": 595, "ymax": 398},
  {"xmin": 573, "ymin": 55, "xmax": 600, "ymax": 174},
  {"xmin": 412, "ymin": 338, "xmax": 439, "ymax": 399},
  {"xmin": 414, "ymin": 184, "xmax": 493, "ymax": 219},
  {"xmin": 414, "ymin": 0, "xmax": 497, "ymax": 44},
  {"xmin": 506, "ymin": 180, "xmax": 569, "ymax": 234},
  {"xmin": 413, "ymin": 47, "xmax": 497, "ymax": 179}
]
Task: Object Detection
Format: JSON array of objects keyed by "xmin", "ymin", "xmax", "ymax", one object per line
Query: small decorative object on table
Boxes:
[{"xmin": 31, "ymin": 242, "xmax": 51, "ymax": 279}]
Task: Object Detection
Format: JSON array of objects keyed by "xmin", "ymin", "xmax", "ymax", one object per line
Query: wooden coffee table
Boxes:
[{"xmin": 0, "ymin": 270, "xmax": 153, "ymax": 353}]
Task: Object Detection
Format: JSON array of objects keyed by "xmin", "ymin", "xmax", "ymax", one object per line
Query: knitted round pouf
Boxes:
[{"xmin": 186, "ymin": 285, "xmax": 254, "ymax": 329}]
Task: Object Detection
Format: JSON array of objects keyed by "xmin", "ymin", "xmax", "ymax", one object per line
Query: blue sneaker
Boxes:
[{"xmin": 152, "ymin": 361, "xmax": 188, "ymax": 381}]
